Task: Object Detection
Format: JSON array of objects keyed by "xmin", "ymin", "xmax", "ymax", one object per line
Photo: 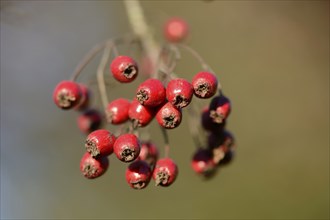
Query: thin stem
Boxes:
[
  {"xmin": 187, "ymin": 103, "xmax": 204, "ymax": 149},
  {"xmin": 175, "ymin": 43, "xmax": 222, "ymax": 92},
  {"xmin": 70, "ymin": 41, "xmax": 107, "ymax": 81},
  {"xmin": 96, "ymin": 41, "xmax": 113, "ymax": 111},
  {"xmin": 123, "ymin": 0, "xmax": 160, "ymax": 76}
]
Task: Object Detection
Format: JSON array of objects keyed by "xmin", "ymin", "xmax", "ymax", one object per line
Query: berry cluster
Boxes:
[{"xmin": 53, "ymin": 17, "xmax": 235, "ymax": 189}]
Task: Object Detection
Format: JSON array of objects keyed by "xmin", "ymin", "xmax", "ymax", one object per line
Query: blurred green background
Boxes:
[{"xmin": 1, "ymin": 1, "xmax": 329, "ymax": 219}]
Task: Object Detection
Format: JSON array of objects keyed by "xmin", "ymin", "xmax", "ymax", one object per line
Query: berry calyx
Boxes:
[
  {"xmin": 110, "ymin": 56, "xmax": 138, "ymax": 83},
  {"xmin": 77, "ymin": 109, "xmax": 102, "ymax": 134},
  {"xmin": 136, "ymin": 78, "xmax": 166, "ymax": 107},
  {"xmin": 85, "ymin": 129, "xmax": 116, "ymax": 157},
  {"xmin": 156, "ymin": 102, "xmax": 182, "ymax": 129},
  {"xmin": 128, "ymin": 99, "xmax": 155, "ymax": 127},
  {"xmin": 166, "ymin": 78, "xmax": 193, "ymax": 108},
  {"xmin": 153, "ymin": 158, "xmax": 178, "ymax": 187},
  {"xmin": 164, "ymin": 17, "xmax": 189, "ymax": 43},
  {"xmin": 201, "ymin": 107, "xmax": 226, "ymax": 132},
  {"xmin": 106, "ymin": 98, "xmax": 131, "ymax": 124},
  {"xmin": 126, "ymin": 160, "xmax": 151, "ymax": 190},
  {"xmin": 53, "ymin": 80, "xmax": 82, "ymax": 110},
  {"xmin": 113, "ymin": 133, "xmax": 141, "ymax": 162},
  {"xmin": 192, "ymin": 72, "xmax": 218, "ymax": 99},
  {"xmin": 80, "ymin": 152, "xmax": 109, "ymax": 179}
]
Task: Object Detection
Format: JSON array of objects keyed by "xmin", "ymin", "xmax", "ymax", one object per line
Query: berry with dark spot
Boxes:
[
  {"xmin": 126, "ymin": 160, "xmax": 151, "ymax": 190},
  {"xmin": 153, "ymin": 158, "xmax": 178, "ymax": 187},
  {"xmin": 191, "ymin": 148, "xmax": 216, "ymax": 177},
  {"xmin": 136, "ymin": 78, "xmax": 166, "ymax": 107},
  {"xmin": 128, "ymin": 99, "xmax": 155, "ymax": 127},
  {"xmin": 53, "ymin": 80, "xmax": 82, "ymax": 110},
  {"xmin": 113, "ymin": 133, "xmax": 141, "ymax": 163},
  {"xmin": 209, "ymin": 95, "xmax": 231, "ymax": 124},
  {"xmin": 166, "ymin": 78, "xmax": 193, "ymax": 108},
  {"xmin": 80, "ymin": 152, "xmax": 109, "ymax": 179},
  {"xmin": 85, "ymin": 129, "xmax": 116, "ymax": 157},
  {"xmin": 156, "ymin": 102, "xmax": 182, "ymax": 129},
  {"xmin": 110, "ymin": 56, "xmax": 138, "ymax": 83},
  {"xmin": 192, "ymin": 72, "xmax": 218, "ymax": 99}
]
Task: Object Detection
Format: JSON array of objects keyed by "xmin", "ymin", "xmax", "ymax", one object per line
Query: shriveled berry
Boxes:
[
  {"xmin": 164, "ymin": 17, "xmax": 189, "ymax": 43},
  {"xmin": 191, "ymin": 148, "xmax": 216, "ymax": 177},
  {"xmin": 201, "ymin": 107, "xmax": 226, "ymax": 132},
  {"xmin": 166, "ymin": 78, "xmax": 193, "ymax": 108},
  {"xmin": 113, "ymin": 133, "xmax": 140, "ymax": 163},
  {"xmin": 126, "ymin": 160, "xmax": 151, "ymax": 190},
  {"xmin": 85, "ymin": 129, "xmax": 116, "ymax": 157},
  {"xmin": 77, "ymin": 109, "xmax": 102, "ymax": 134},
  {"xmin": 192, "ymin": 72, "xmax": 218, "ymax": 98},
  {"xmin": 80, "ymin": 152, "xmax": 109, "ymax": 179},
  {"xmin": 136, "ymin": 78, "xmax": 166, "ymax": 107},
  {"xmin": 53, "ymin": 80, "xmax": 82, "ymax": 110},
  {"xmin": 75, "ymin": 83, "xmax": 90, "ymax": 111},
  {"xmin": 106, "ymin": 98, "xmax": 130, "ymax": 124},
  {"xmin": 153, "ymin": 158, "xmax": 178, "ymax": 187},
  {"xmin": 209, "ymin": 95, "xmax": 231, "ymax": 123},
  {"xmin": 208, "ymin": 130, "xmax": 235, "ymax": 165},
  {"xmin": 128, "ymin": 99, "xmax": 155, "ymax": 127},
  {"xmin": 156, "ymin": 102, "xmax": 182, "ymax": 129},
  {"xmin": 137, "ymin": 141, "xmax": 159, "ymax": 167},
  {"xmin": 110, "ymin": 56, "xmax": 138, "ymax": 83}
]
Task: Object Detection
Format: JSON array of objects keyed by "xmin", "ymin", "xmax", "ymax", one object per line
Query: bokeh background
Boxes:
[{"xmin": 1, "ymin": 1, "xmax": 329, "ymax": 219}]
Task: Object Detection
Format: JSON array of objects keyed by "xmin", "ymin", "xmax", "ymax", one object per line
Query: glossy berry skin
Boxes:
[
  {"xmin": 126, "ymin": 160, "xmax": 152, "ymax": 190},
  {"xmin": 156, "ymin": 102, "xmax": 182, "ymax": 129},
  {"xmin": 137, "ymin": 141, "xmax": 159, "ymax": 167},
  {"xmin": 164, "ymin": 17, "xmax": 189, "ymax": 43},
  {"xmin": 191, "ymin": 148, "xmax": 216, "ymax": 176},
  {"xmin": 209, "ymin": 95, "xmax": 231, "ymax": 123},
  {"xmin": 80, "ymin": 152, "xmax": 109, "ymax": 179},
  {"xmin": 75, "ymin": 83, "xmax": 90, "ymax": 111},
  {"xmin": 53, "ymin": 80, "xmax": 82, "ymax": 110},
  {"xmin": 136, "ymin": 78, "xmax": 166, "ymax": 107},
  {"xmin": 77, "ymin": 109, "xmax": 102, "ymax": 134},
  {"xmin": 106, "ymin": 98, "xmax": 130, "ymax": 124},
  {"xmin": 110, "ymin": 56, "xmax": 138, "ymax": 83},
  {"xmin": 153, "ymin": 158, "xmax": 178, "ymax": 187},
  {"xmin": 85, "ymin": 129, "xmax": 116, "ymax": 157},
  {"xmin": 128, "ymin": 99, "xmax": 155, "ymax": 127},
  {"xmin": 201, "ymin": 107, "xmax": 226, "ymax": 132},
  {"xmin": 192, "ymin": 72, "xmax": 218, "ymax": 99},
  {"xmin": 113, "ymin": 133, "xmax": 141, "ymax": 163},
  {"xmin": 166, "ymin": 78, "xmax": 193, "ymax": 108}
]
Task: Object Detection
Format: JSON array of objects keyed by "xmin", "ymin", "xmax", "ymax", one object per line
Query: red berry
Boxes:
[
  {"xmin": 191, "ymin": 148, "xmax": 216, "ymax": 176},
  {"xmin": 209, "ymin": 95, "xmax": 231, "ymax": 123},
  {"xmin": 85, "ymin": 129, "xmax": 116, "ymax": 157},
  {"xmin": 106, "ymin": 98, "xmax": 131, "ymax": 124},
  {"xmin": 75, "ymin": 83, "xmax": 90, "ymax": 111},
  {"xmin": 137, "ymin": 141, "xmax": 159, "ymax": 167},
  {"xmin": 164, "ymin": 17, "xmax": 189, "ymax": 43},
  {"xmin": 77, "ymin": 109, "xmax": 102, "ymax": 134},
  {"xmin": 80, "ymin": 152, "xmax": 109, "ymax": 179},
  {"xmin": 153, "ymin": 158, "xmax": 178, "ymax": 187},
  {"xmin": 156, "ymin": 102, "xmax": 182, "ymax": 129},
  {"xmin": 128, "ymin": 99, "xmax": 155, "ymax": 127},
  {"xmin": 166, "ymin": 78, "xmax": 193, "ymax": 108},
  {"xmin": 125, "ymin": 160, "xmax": 151, "ymax": 189},
  {"xmin": 53, "ymin": 80, "xmax": 82, "ymax": 109},
  {"xmin": 192, "ymin": 72, "xmax": 218, "ymax": 98},
  {"xmin": 136, "ymin": 78, "xmax": 166, "ymax": 107},
  {"xmin": 113, "ymin": 133, "xmax": 141, "ymax": 162},
  {"xmin": 201, "ymin": 107, "xmax": 226, "ymax": 132},
  {"xmin": 110, "ymin": 56, "xmax": 138, "ymax": 83}
]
